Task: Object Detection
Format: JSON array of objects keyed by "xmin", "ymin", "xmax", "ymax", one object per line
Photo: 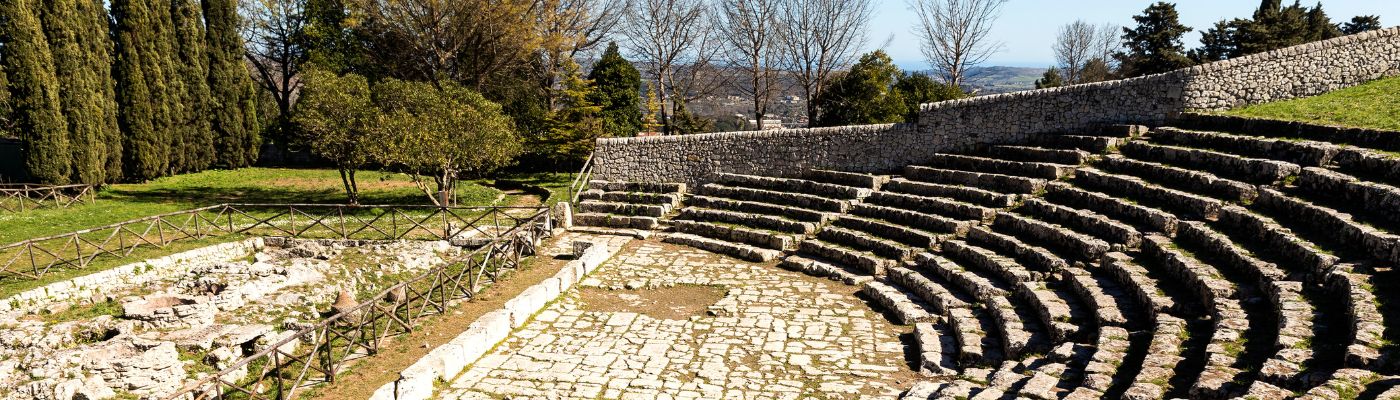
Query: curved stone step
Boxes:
[
  {"xmin": 660, "ymin": 233, "xmax": 781, "ymax": 262},
  {"xmin": 1080, "ymin": 326, "xmax": 1132, "ymax": 393},
  {"xmin": 669, "ymin": 220, "xmax": 796, "ymax": 251},
  {"xmin": 964, "ymin": 226, "xmax": 1068, "ymax": 274},
  {"xmin": 574, "ymin": 213, "xmax": 659, "ymax": 230},
  {"xmin": 1061, "ymin": 267, "xmax": 1129, "ymax": 327},
  {"xmin": 1148, "ymin": 127, "xmax": 1341, "ymax": 167},
  {"xmin": 581, "ymin": 191, "xmax": 682, "ymax": 207},
  {"xmin": 836, "ymin": 211, "xmax": 949, "ymax": 248},
  {"xmin": 586, "ymin": 180, "xmax": 686, "ymax": 194},
  {"xmin": 1188, "ymin": 296, "xmax": 1249, "ymax": 399},
  {"xmin": 1099, "ymin": 252, "xmax": 1178, "ymax": 314},
  {"xmin": 887, "ymin": 265, "xmax": 971, "ymax": 314},
  {"xmin": 1327, "ymin": 267, "xmax": 1386, "ymax": 369},
  {"xmin": 1296, "ymin": 167, "xmax": 1400, "ymax": 226},
  {"xmin": 1120, "ymin": 141, "xmax": 1301, "ymax": 185},
  {"xmin": 915, "ymin": 253, "xmax": 1033, "ymax": 358},
  {"xmin": 884, "ymin": 178, "xmax": 1017, "ymax": 208},
  {"xmin": 1017, "ymin": 198, "xmax": 1143, "ymax": 248},
  {"xmin": 797, "ymin": 239, "xmax": 890, "ymax": 276},
  {"xmin": 1333, "ymin": 148, "xmax": 1400, "ymax": 187},
  {"xmin": 1142, "ymin": 235, "xmax": 1238, "ymax": 305},
  {"xmin": 1075, "ymin": 168, "xmax": 1223, "ymax": 221},
  {"xmin": 678, "ymin": 207, "xmax": 816, "ymax": 234},
  {"xmin": 778, "ymin": 255, "xmax": 875, "ymax": 285},
  {"xmin": 1175, "ymin": 221, "xmax": 1288, "ymax": 286},
  {"xmin": 817, "ymin": 225, "xmax": 917, "ymax": 261},
  {"xmin": 1291, "ymin": 368, "xmax": 1385, "ymax": 400},
  {"xmin": 848, "ymin": 203, "xmax": 971, "ymax": 240},
  {"xmin": 698, "ymin": 183, "xmax": 850, "ymax": 213},
  {"xmin": 903, "ymin": 165, "xmax": 1047, "ymax": 194},
  {"xmin": 1254, "ymin": 187, "xmax": 1400, "ymax": 264},
  {"xmin": 803, "ymin": 169, "xmax": 888, "ymax": 191},
  {"xmin": 1124, "ymin": 314, "xmax": 1188, "ymax": 400},
  {"xmin": 985, "ymin": 145, "xmax": 1091, "ymax": 166},
  {"xmin": 940, "ymin": 239, "xmax": 1038, "ymax": 284},
  {"xmin": 862, "ymin": 281, "xmax": 937, "ymax": 325},
  {"xmin": 992, "ymin": 212, "xmax": 1111, "ymax": 262},
  {"xmin": 925, "ymin": 153, "xmax": 1077, "ymax": 180},
  {"xmin": 915, "ymin": 322, "xmax": 960, "ymax": 377},
  {"xmin": 577, "ymin": 200, "xmax": 668, "ymax": 217},
  {"xmin": 686, "ymin": 195, "xmax": 833, "ymax": 223},
  {"xmin": 1016, "ymin": 280, "xmax": 1085, "ymax": 343},
  {"xmin": 1100, "ymin": 154, "xmax": 1258, "ymax": 203},
  {"xmin": 716, "ymin": 172, "xmax": 870, "ymax": 200},
  {"xmin": 866, "ymin": 191, "xmax": 997, "ymax": 222},
  {"xmin": 1215, "ymin": 205, "xmax": 1338, "ymax": 279},
  {"xmin": 1258, "ymin": 280, "xmax": 1315, "ymax": 387},
  {"xmin": 1043, "ymin": 182, "xmax": 1179, "ymax": 235},
  {"xmin": 1028, "ymin": 134, "xmax": 1127, "ymax": 153}
]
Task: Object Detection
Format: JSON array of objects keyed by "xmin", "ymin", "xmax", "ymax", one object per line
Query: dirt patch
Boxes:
[
  {"xmin": 577, "ymin": 285, "xmax": 728, "ymax": 320},
  {"xmin": 304, "ymin": 245, "xmax": 581, "ymax": 400}
]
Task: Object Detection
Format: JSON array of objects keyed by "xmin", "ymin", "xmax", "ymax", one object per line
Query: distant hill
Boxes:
[{"xmin": 964, "ymin": 66, "xmax": 1046, "ymax": 94}]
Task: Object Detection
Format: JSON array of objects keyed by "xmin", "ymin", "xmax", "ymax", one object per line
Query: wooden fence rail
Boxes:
[
  {"xmin": 161, "ymin": 207, "xmax": 551, "ymax": 400},
  {"xmin": 0, "ymin": 184, "xmax": 95, "ymax": 212},
  {"xmin": 0, "ymin": 204, "xmax": 547, "ymax": 283}
]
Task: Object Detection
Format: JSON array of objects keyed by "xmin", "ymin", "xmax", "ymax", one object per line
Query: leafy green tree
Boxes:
[
  {"xmin": 112, "ymin": 0, "xmax": 171, "ymax": 181},
  {"xmin": 812, "ymin": 50, "xmax": 906, "ymax": 127},
  {"xmin": 79, "ymin": 0, "xmax": 123, "ymax": 180},
  {"xmin": 371, "ymin": 78, "xmax": 521, "ymax": 206},
  {"xmin": 40, "ymin": 0, "xmax": 113, "ymax": 184},
  {"xmin": 1341, "ymin": 15, "xmax": 1382, "ymax": 35},
  {"xmin": 1, "ymin": 0, "xmax": 72, "ymax": 183},
  {"xmin": 586, "ymin": 43, "xmax": 642, "ymax": 138},
  {"xmin": 1114, "ymin": 2, "xmax": 1194, "ymax": 77},
  {"xmin": 894, "ymin": 71, "xmax": 963, "ymax": 122},
  {"xmin": 294, "ymin": 69, "xmax": 375, "ymax": 204},
  {"xmin": 171, "ymin": 0, "xmax": 214, "ymax": 172},
  {"xmin": 1034, "ymin": 67, "xmax": 1063, "ymax": 89},
  {"xmin": 205, "ymin": 0, "xmax": 261, "ymax": 168},
  {"xmin": 538, "ymin": 60, "xmax": 604, "ymax": 168},
  {"xmin": 1190, "ymin": 19, "xmax": 1247, "ymax": 62},
  {"xmin": 666, "ymin": 102, "xmax": 713, "ymax": 135}
]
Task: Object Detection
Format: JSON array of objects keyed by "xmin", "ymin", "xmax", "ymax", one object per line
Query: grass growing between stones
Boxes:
[
  {"xmin": 39, "ymin": 298, "xmax": 124, "ymax": 324},
  {"xmin": 0, "ymin": 235, "xmax": 248, "ymax": 300},
  {"xmin": 1219, "ymin": 75, "xmax": 1400, "ymax": 131}
]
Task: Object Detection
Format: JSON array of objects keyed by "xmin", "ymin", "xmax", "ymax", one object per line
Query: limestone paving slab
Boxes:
[{"xmin": 439, "ymin": 240, "xmax": 917, "ymax": 399}]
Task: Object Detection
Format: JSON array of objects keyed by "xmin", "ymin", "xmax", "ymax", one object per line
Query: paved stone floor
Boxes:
[{"xmin": 440, "ymin": 238, "xmax": 917, "ymax": 399}]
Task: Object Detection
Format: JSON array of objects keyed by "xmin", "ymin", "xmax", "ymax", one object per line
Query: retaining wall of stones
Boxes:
[
  {"xmin": 371, "ymin": 239, "xmax": 619, "ymax": 400},
  {"xmin": 593, "ymin": 27, "xmax": 1400, "ymax": 185}
]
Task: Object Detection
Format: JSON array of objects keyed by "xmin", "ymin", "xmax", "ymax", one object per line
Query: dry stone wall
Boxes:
[{"xmin": 594, "ymin": 27, "xmax": 1400, "ymax": 185}]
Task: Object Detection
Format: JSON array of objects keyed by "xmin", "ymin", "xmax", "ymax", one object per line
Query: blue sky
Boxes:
[{"xmin": 871, "ymin": 0, "xmax": 1400, "ymax": 70}]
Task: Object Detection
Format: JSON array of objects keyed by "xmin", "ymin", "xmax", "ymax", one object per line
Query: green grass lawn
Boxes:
[
  {"xmin": 0, "ymin": 168, "xmax": 505, "ymax": 244},
  {"xmin": 1221, "ymin": 75, "xmax": 1400, "ymax": 131}
]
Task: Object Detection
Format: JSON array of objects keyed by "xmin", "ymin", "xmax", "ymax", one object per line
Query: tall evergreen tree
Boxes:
[
  {"xmin": 41, "ymin": 0, "xmax": 111, "ymax": 184},
  {"xmin": 149, "ymin": 0, "xmax": 188, "ymax": 173},
  {"xmin": 1034, "ymin": 67, "xmax": 1063, "ymax": 89},
  {"xmin": 893, "ymin": 71, "xmax": 962, "ymax": 122},
  {"xmin": 812, "ymin": 51, "xmax": 906, "ymax": 127},
  {"xmin": 1341, "ymin": 16, "xmax": 1382, "ymax": 35},
  {"xmin": 0, "ymin": 0, "xmax": 72, "ymax": 183},
  {"xmin": 171, "ymin": 0, "xmax": 214, "ymax": 171},
  {"xmin": 112, "ymin": 0, "xmax": 172, "ymax": 180},
  {"xmin": 78, "ymin": 0, "xmax": 122, "ymax": 180},
  {"xmin": 1114, "ymin": 2, "xmax": 1194, "ymax": 77},
  {"xmin": 1303, "ymin": 3, "xmax": 1341, "ymax": 41},
  {"xmin": 205, "ymin": 0, "xmax": 261, "ymax": 167},
  {"xmin": 0, "ymin": 63, "xmax": 10, "ymax": 138},
  {"xmin": 1190, "ymin": 19, "xmax": 1246, "ymax": 62},
  {"xmin": 586, "ymin": 43, "xmax": 642, "ymax": 138}
]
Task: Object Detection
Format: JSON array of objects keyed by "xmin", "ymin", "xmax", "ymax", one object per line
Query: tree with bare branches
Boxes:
[
  {"xmin": 355, "ymin": 0, "xmax": 539, "ymax": 88},
  {"xmin": 619, "ymin": 0, "xmax": 714, "ymax": 135},
  {"xmin": 775, "ymin": 0, "xmax": 872, "ymax": 124},
  {"xmin": 242, "ymin": 0, "xmax": 307, "ymax": 146},
  {"xmin": 908, "ymin": 0, "xmax": 1006, "ymax": 88},
  {"xmin": 715, "ymin": 0, "xmax": 782, "ymax": 130},
  {"xmin": 1052, "ymin": 20, "xmax": 1121, "ymax": 85}
]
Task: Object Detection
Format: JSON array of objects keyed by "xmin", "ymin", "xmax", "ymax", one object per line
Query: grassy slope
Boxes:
[
  {"xmin": 1221, "ymin": 75, "xmax": 1400, "ymax": 131},
  {"xmin": 0, "ymin": 168, "xmax": 502, "ymax": 244}
]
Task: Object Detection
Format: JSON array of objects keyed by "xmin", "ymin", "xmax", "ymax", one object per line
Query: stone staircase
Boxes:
[{"xmin": 576, "ymin": 116, "xmax": 1400, "ymax": 399}]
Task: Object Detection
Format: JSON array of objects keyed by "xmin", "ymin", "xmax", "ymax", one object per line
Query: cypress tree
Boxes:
[
  {"xmin": 112, "ymin": 0, "xmax": 171, "ymax": 180},
  {"xmin": 79, "ymin": 0, "xmax": 122, "ymax": 180},
  {"xmin": 149, "ymin": 0, "xmax": 187, "ymax": 174},
  {"xmin": 171, "ymin": 0, "xmax": 213, "ymax": 171},
  {"xmin": 41, "ymin": 0, "xmax": 111, "ymax": 184},
  {"xmin": 0, "ymin": 63, "xmax": 11, "ymax": 138},
  {"xmin": 586, "ymin": 43, "xmax": 642, "ymax": 138},
  {"xmin": 205, "ymin": 0, "xmax": 260, "ymax": 168},
  {"xmin": 0, "ymin": 0, "xmax": 71, "ymax": 184}
]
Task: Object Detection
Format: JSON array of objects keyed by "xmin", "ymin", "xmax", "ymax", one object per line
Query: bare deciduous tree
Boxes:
[
  {"xmin": 356, "ymin": 0, "xmax": 539, "ymax": 88},
  {"xmin": 1052, "ymin": 20, "xmax": 1121, "ymax": 84},
  {"xmin": 536, "ymin": 0, "xmax": 626, "ymax": 109},
  {"xmin": 241, "ymin": 0, "xmax": 307, "ymax": 142},
  {"xmin": 715, "ymin": 0, "xmax": 782, "ymax": 130},
  {"xmin": 908, "ymin": 0, "xmax": 1006, "ymax": 88},
  {"xmin": 776, "ymin": 0, "xmax": 872, "ymax": 124},
  {"xmin": 620, "ymin": 0, "xmax": 712, "ymax": 135}
]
